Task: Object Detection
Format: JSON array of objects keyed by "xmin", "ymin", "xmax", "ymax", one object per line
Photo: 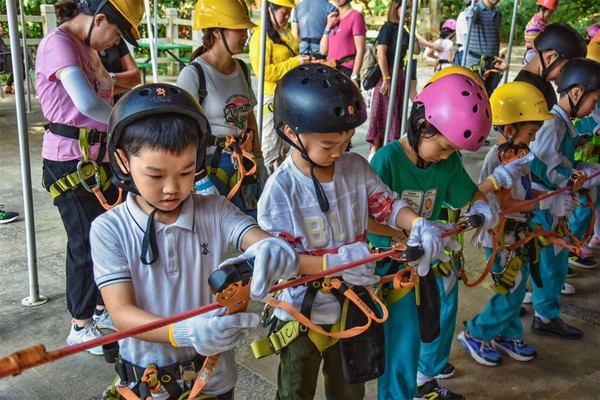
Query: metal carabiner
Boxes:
[{"xmin": 77, "ymin": 159, "xmax": 101, "ymax": 193}]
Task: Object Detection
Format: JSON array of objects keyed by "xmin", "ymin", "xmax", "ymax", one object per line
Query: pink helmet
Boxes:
[
  {"xmin": 588, "ymin": 24, "xmax": 600, "ymax": 39},
  {"xmin": 442, "ymin": 19, "xmax": 456, "ymax": 31},
  {"xmin": 413, "ymin": 74, "xmax": 491, "ymax": 152}
]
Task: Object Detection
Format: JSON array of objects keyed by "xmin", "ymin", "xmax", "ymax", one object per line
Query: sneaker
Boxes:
[
  {"xmin": 561, "ymin": 282, "xmax": 575, "ymax": 295},
  {"xmin": 66, "ymin": 322, "xmax": 104, "ymax": 355},
  {"xmin": 566, "ymin": 267, "xmax": 576, "ymax": 278},
  {"xmin": 588, "ymin": 235, "xmax": 600, "ymax": 249},
  {"xmin": 457, "ymin": 330, "xmax": 502, "ymax": 367},
  {"xmin": 0, "ymin": 205, "xmax": 18, "ymax": 224},
  {"xmin": 93, "ymin": 309, "xmax": 117, "ymax": 331},
  {"xmin": 415, "ymin": 379, "xmax": 464, "ymax": 400},
  {"xmin": 531, "ymin": 316, "xmax": 583, "ymax": 339},
  {"xmin": 434, "ymin": 363, "xmax": 455, "ymax": 379},
  {"xmin": 522, "ymin": 291, "xmax": 532, "ymax": 304},
  {"xmin": 493, "ymin": 337, "xmax": 536, "ymax": 362},
  {"xmin": 568, "ymin": 253, "xmax": 596, "ymax": 269}
]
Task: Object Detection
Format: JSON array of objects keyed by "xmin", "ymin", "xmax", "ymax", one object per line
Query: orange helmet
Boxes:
[{"xmin": 536, "ymin": 0, "xmax": 559, "ymax": 10}]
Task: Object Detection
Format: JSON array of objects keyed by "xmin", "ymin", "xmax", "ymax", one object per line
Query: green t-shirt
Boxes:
[{"xmin": 367, "ymin": 140, "xmax": 477, "ymax": 250}]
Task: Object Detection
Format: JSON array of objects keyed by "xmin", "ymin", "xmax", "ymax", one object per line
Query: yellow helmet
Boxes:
[
  {"xmin": 490, "ymin": 82, "xmax": 554, "ymax": 126},
  {"xmin": 587, "ymin": 41, "xmax": 600, "ymax": 63},
  {"xmin": 269, "ymin": 0, "xmax": 296, "ymax": 8},
  {"xmin": 427, "ymin": 65, "xmax": 485, "ymax": 90},
  {"xmin": 104, "ymin": 0, "xmax": 144, "ymax": 47},
  {"xmin": 194, "ymin": 0, "xmax": 257, "ymax": 30}
]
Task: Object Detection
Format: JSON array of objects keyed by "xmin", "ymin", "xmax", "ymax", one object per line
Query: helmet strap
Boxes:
[
  {"xmin": 219, "ymin": 28, "xmax": 235, "ymax": 56},
  {"xmin": 140, "ymin": 206, "xmax": 160, "ymax": 265}
]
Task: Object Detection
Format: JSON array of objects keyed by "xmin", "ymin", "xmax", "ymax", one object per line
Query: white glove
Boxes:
[
  {"xmin": 324, "ymin": 242, "xmax": 380, "ymax": 286},
  {"xmin": 219, "ymin": 237, "xmax": 299, "ymax": 301},
  {"xmin": 466, "ymin": 200, "xmax": 498, "ymax": 232},
  {"xmin": 171, "ymin": 309, "xmax": 260, "ymax": 356},
  {"xmin": 406, "ymin": 218, "xmax": 445, "ymax": 277},
  {"xmin": 466, "ymin": 200, "xmax": 499, "ymax": 246},
  {"xmin": 431, "ymin": 221, "xmax": 463, "ymax": 256},
  {"xmin": 489, "ymin": 153, "xmax": 534, "ymax": 189},
  {"xmin": 539, "ymin": 191, "xmax": 577, "ymax": 217},
  {"xmin": 582, "ymin": 168, "xmax": 600, "ymax": 189},
  {"xmin": 195, "ymin": 176, "xmax": 220, "ymax": 196}
]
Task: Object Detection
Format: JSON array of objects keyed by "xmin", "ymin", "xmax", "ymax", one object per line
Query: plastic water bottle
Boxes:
[{"xmin": 195, "ymin": 176, "xmax": 220, "ymax": 196}]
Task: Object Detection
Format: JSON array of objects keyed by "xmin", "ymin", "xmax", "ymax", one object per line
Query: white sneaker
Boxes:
[
  {"xmin": 522, "ymin": 291, "xmax": 532, "ymax": 304},
  {"xmin": 561, "ymin": 282, "xmax": 575, "ymax": 295},
  {"xmin": 66, "ymin": 322, "xmax": 104, "ymax": 355},
  {"xmin": 93, "ymin": 309, "xmax": 117, "ymax": 331}
]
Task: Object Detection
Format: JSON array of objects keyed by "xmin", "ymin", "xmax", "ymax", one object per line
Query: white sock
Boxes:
[
  {"xmin": 535, "ymin": 312, "xmax": 550, "ymax": 323},
  {"xmin": 416, "ymin": 372, "xmax": 432, "ymax": 386}
]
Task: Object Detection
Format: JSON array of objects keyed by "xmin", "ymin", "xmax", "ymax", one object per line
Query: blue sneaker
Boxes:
[
  {"xmin": 493, "ymin": 337, "xmax": 536, "ymax": 362},
  {"xmin": 457, "ymin": 330, "xmax": 502, "ymax": 367}
]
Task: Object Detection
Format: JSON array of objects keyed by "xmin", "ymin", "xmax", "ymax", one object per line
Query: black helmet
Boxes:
[
  {"xmin": 108, "ymin": 83, "xmax": 211, "ymax": 187},
  {"xmin": 555, "ymin": 58, "xmax": 600, "ymax": 117},
  {"xmin": 534, "ymin": 23, "xmax": 587, "ymax": 79},
  {"xmin": 274, "ymin": 64, "xmax": 367, "ymax": 135}
]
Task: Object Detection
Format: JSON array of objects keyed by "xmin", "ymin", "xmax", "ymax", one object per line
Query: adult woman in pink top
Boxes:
[
  {"xmin": 35, "ymin": 0, "xmax": 142, "ymax": 353},
  {"xmin": 320, "ymin": 0, "xmax": 366, "ymax": 86}
]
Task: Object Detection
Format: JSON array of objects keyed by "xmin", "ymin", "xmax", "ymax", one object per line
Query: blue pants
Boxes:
[
  {"xmin": 531, "ymin": 209, "xmax": 568, "ymax": 319},
  {"xmin": 467, "ymin": 248, "xmax": 528, "ymax": 340},
  {"xmin": 378, "ymin": 290, "xmax": 419, "ymax": 400},
  {"xmin": 532, "ymin": 195, "xmax": 592, "ymax": 319},
  {"xmin": 418, "ymin": 274, "xmax": 459, "ymax": 377}
]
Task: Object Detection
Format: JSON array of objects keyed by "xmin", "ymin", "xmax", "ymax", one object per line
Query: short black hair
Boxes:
[{"xmin": 119, "ymin": 114, "xmax": 200, "ymax": 158}]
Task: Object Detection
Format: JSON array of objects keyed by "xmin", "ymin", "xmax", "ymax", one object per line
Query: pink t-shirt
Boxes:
[
  {"xmin": 326, "ymin": 10, "xmax": 366, "ymax": 70},
  {"xmin": 36, "ymin": 27, "xmax": 113, "ymax": 162}
]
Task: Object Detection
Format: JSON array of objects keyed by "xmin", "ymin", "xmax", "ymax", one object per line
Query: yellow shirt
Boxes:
[{"xmin": 249, "ymin": 24, "xmax": 300, "ymax": 96}]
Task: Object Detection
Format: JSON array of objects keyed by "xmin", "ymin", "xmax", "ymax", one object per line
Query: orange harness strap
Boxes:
[
  {"xmin": 224, "ymin": 135, "xmax": 257, "ymax": 201},
  {"xmin": 265, "ymin": 278, "xmax": 389, "ymax": 339}
]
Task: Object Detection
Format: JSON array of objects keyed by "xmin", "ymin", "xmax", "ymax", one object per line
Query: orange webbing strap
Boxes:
[
  {"xmin": 92, "ymin": 186, "xmax": 123, "ymax": 211},
  {"xmin": 186, "ymin": 265, "xmax": 252, "ymax": 399},
  {"xmin": 265, "ymin": 278, "xmax": 388, "ymax": 339},
  {"xmin": 378, "ymin": 266, "xmax": 418, "ymax": 290},
  {"xmin": 460, "ymin": 226, "xmax": 499, "ymax": 288},
  {"xmin": 225, "ymin": 135, "xmax": 257, "ymax": 201},
  {"xmin": 114, "ymin": 363, "xmax": 160, "ymax": 400}
]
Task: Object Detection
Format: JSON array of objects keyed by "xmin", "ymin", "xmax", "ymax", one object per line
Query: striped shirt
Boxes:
[
  {"xmin": 469, "ymin": 1, "xmax": 501, "ymax": 57},
  {"xmin": 524, "ymin": 14, "xmax": 546, "ymax": 49}
]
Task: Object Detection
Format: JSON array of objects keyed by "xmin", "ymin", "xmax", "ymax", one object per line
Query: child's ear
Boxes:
[
  {"xmin": 283, "ymin": 125, "xmax": 299, "ymax": 143},
  {"xmin": 504, "ymin": 124, "xmax": 516, "ymax": 138},
  {"xmin": 568, "ymin": 86, "xmax": 584, "ymax": 103},
  {"xmin": 542, "ymin": 50, "xmax": 558, "ymax": 67},
  {"xmin": 114, "ymin": 149, "xmax": 131, "ymax": 175}
]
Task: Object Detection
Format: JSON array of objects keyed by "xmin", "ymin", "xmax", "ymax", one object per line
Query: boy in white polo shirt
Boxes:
[{"xmin": 91, "ymin": 83, "xmax": 299, "ymax": 399}]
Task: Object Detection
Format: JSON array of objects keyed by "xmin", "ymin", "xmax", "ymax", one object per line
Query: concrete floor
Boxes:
[{"xmin": 0, "ymin": 63, "xmax": 599, "ymax": 400}]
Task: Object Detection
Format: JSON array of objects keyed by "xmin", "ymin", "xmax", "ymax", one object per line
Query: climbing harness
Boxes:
[{"xmin": 45, "ymin": 123, "xmax": 122, "ymax": 209}]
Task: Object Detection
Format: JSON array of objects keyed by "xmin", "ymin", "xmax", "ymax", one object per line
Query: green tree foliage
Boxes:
[{"xmin": 441, "ymin": 0, "xmax": 599, "ymax": 44}]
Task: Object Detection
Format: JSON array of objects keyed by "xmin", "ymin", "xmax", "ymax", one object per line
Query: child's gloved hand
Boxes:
[
  {"xmin": 170, "ymin": 309, "xmax": 260, "ymax": 356},
  {"xmin": 583, "ymin": 168, "xmax": 600, "ymax": 189},
  {"xmin": 466, "ymin": 200, "xmax": 499, "ymax": 246},
  {"xmin": 219, "ymin": 237, "xmax": 299, "ymax": 301},
  {"xmin": 407, "ymin": 218, "xmax": 445, "ymax": 277},
  {"xmin": 324, "ymin": 242, "xmax": 379, "ymax": 286},
  {"xmin": 431, "ymin": 221, "xmax": 463, "ymax": 255},
  {"xmin": 539, "ymin": 191, "xmax": 577, "ymax": 218},
  {"xmin": 490, "ymin": 153, "xmax": 534, "ymax": 189}
]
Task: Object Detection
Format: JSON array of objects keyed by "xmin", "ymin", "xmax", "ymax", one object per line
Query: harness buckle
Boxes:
[
  {"xmin": 179, "ymin": 362, "xmax": 196, "ymax": 383},
  {"xmin": 77, "ymin": 160, "xmax": 101, "ymax": 193}
]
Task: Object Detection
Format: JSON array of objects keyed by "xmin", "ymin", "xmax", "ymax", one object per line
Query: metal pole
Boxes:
[
  {"xmin": 18, "ymin": 0, "xmax": 32, "ymax": 113},
  {"xmin": 256, "ymin": 0, "xmax": 269, "ymax": 141},
  {"xmin": 400, "ymin": 0, "xmax": 419, "ymax": 138},
  {"xmin": 461, "ymin": 0, "xmax": 476, "ymax": 67},
  {"xmin": 143, "ymin": 0, "xmax": 158, "ymax": 82},
  {"xmin": 6, "ymin": 0, "xmax": 47, "ymax": 307},
  {"xmin": 383, "ymin": 0, "xmax": 408, "ymax": 144},
  {"xmin": 503, "ymin": 0, "xmax": 519, "ymax": 84}
]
